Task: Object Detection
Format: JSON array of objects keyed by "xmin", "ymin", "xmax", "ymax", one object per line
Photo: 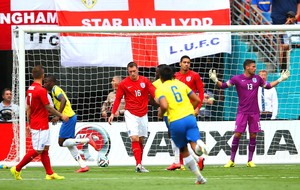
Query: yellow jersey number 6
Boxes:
[{"xmin": 171, "ymin": 86, "xmax": 182, "ymax": 102}]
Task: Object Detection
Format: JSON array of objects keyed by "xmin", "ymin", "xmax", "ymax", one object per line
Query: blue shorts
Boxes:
[
  {"xmin": 59, "ymin": 115, "xmax": 77, "ymax": 138},
  {"xmin": 169, "ymin": 115, "xmax": 200, "ymax": 149},
  {"xmin": 235, "ymin": 113, "xmax": 261, "ymax": 133}
]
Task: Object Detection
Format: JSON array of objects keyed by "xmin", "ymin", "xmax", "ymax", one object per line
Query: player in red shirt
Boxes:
[
  {"xmin": 108, "ymin": 62, "xmax": 156, "ymax": 173},
  {"xmin": 10, "ymin": 65, "xmax": 69, "ymax": 180},
  {"xmin": 166, "ymin": 55, "xmax": 205, "ymax": 171}
]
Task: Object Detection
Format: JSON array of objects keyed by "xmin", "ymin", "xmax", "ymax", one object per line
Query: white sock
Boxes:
[
  {"xmin": 188, "ymin": 143, "xmax": 199, "ymax": 162},
  {"xmin": 62, "ymin": 138, "xmax": 89, "ymax": 147},
  {"xmin": 184, "ymin": 155, "xmax": 202, "ymax": 179},
  {"xmin": 195, "ymin": 139, "xmax": 207, "ymax": 156},
  {"xmin": 171, "ymin": 139, "xmax": 180, "ymax": 164},
  {"xmin": 68, "ymin": 146, "xmax": 86, "ymax": 168}
]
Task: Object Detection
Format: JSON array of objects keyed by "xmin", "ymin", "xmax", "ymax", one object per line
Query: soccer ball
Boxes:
[{"xmin": 97, "ymin": 156, "xmax": 109, "ymax": 167}]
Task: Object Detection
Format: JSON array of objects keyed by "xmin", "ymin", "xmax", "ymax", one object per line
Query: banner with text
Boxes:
[
  {"xmin": 55, "ymin": 0, "xmax": 231, "ymax": 67},
  {"xmin": 2, "ymin": 120, "xmax": 294, "ymax": 167},
  {"xmin": 2, "ymin": 121, "xmax": 299, "ymax": 166},
  {"xmin": 1, "ymin": 0, "xmax": 58, "ymax": 50}
]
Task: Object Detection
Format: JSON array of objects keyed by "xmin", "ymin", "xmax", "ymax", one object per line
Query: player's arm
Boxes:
[
  {"xmin": 209, "ymin": 69, "xmax": 232, "ymax": 89},
  {"xmin": 148, "ymin": 79, "xmax": 156, "ymax": 99},
  {"xmin": 45, "ymin": 104, "xmax": 69, "ymax": 122},
  {"xmin": 157, "ymin": 96, "xmax": 168, "ymax": 118},
  {"xmin": 269, "ymin": 70, "xmax": 290, "ymax": 88},
  {"xmin": 209, "ymin": 69, "xmax": 222, "ymax": 87},
  {"xmin": 149, "ymin": 84, "xmax": 159, "ymax": 108},
  {"xmin": 51, "ymin": 92, "xmax": 67, "ymax": 124},
  {"xmin": 188, "ymin": 91, "xmax": 200, "ymax": 109},
  {"xmin": 57, "ymin": 93, "xmax": 67, "ymax": 113},
  {"xmin": 195, "ymin": 74, "xmax": 204, "ymax": 113}
]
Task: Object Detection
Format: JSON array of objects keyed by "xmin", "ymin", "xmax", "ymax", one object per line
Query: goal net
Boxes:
[{"xmin": 4, "ymin": 25, "xmax": 300, "ymax": 166}]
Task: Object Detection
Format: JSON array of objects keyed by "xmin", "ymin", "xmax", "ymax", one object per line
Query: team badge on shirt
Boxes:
[
  {"xmin": 140, "ymin": 82, "xmax": 145, "ymax": 88},
  {"xmin": 252, "ymin": 78, "xmax": 257, "ymax": 83},
  {"xmin": 186, "ymin": 76, "xmax": 191, "ymax": 82}
]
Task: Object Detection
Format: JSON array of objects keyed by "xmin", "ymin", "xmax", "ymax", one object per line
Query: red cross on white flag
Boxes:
[
  {"xmin": 56, "ymin": 0, "xmax": 231, "ymax": 67},
  {"xmin": 0, "ymin": 0, "xmax": 231, "ymax": 67}
]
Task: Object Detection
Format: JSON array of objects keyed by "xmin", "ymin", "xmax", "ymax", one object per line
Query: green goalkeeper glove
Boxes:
[
  {"xmin": 277, "ymin": 70, "xmax": 290, "ymax": 82},
  {"xmin": 209, "ymin": 69, "xmax": 218, "ymax": 84}
]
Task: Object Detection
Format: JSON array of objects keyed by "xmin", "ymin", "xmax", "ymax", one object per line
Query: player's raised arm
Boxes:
[
  {"xmin": 269, "ymin": 70, "xmax": 290, "ymax": 87},
  {"xmin": 209, "ymin": 69, "xmax": 231, "ymax": 88},
  {"xmin": 209, "ymin": 69, "xmax": 221, "ymax": 87}
]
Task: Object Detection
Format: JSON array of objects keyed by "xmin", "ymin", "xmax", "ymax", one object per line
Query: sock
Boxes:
[
  {"xmin": 184, "ymin": 155, "xmax": 203, "ymax": 179},
  {"xmin": 82, "ymin": 144, "xmax": 92, "ymax": 160},
  {"xmin": 68, "ymin": 146, "xmax": 86, "ymax": 168},
  {"xmin": 179, "ymin": 153, "xmax": 184, "ymax": 165},
  {"xmin": 248, "ymin": 137, "xmax": 256, "ymax": 162},
  {"xmin": 41, "ymin": 150, "xmax": 53, "ymax": 175},
  {"xmin": 139, "ymin": 142, "xmax": 144, "ymax": 162},
  {"xmin": 187, "ymin": 144, "xmax": 199, "ymax": 162},
  {"xmin": 62, "ymin": 138, "xmax": 89, "ymax": 147},
  {"xmin": 171, "ymin": 139, "xmax": 180, "ymax": 164},
  {"xmin": 132, "ymin": 141, "xmax": 142, "ymax": 165},
  {"xmin": 230, "ymin": 136, "xmax": 240, "ymax": 162},
  {"xmin": 16, "ymin": 149, "xmax": 39, "ymax": 171}
]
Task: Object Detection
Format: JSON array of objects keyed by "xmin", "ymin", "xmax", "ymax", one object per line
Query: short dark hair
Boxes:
[
  {"xmin": 127, "ymin": 61, "xmax": 138, "ymax": 68},
  {"xmin": 157, "ymin": 64, "xmax": 167, "ymax": 69},
  {"xmin": 180, "ymin": 55, "xmax": 191, "ymax": 62},
  {"xmin": 45, "ymin": 75, "xmax": 57, "ymax": 83},
  {"xmin": 243, "ymin": 59, "xmax": 255, "ymax": 69},
  {"xmin": 32, "ymin": 65, "xmax": 44, "ymax": 79},
  {"xmin": 2, "ymin": 88, "xmax": 12, "ymax": 96},
  {"xmin": 159, "ymin": 65, "xmax": 174, "ymax": 81},
  {"xmin": 155, "ymin": 64, "xmax": 167, "ymax": 79}
]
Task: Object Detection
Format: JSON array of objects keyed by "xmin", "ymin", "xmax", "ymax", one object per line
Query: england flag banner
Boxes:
[
  {"xmin": 55, "ymin": 0, "xmax": 231, "ymax": 67},
  {"xmin": 0, "ymin": 0, "xmax": 58, "ymax": 50}
]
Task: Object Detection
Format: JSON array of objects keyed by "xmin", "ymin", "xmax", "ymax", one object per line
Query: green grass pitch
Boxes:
[{"xmin": 0, "ymin": 164, "xmax": 299, "ymax": 190}]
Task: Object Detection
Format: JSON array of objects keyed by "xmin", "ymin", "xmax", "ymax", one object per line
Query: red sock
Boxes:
[
  {"xmin": 132, "ymin": 141, "xmax": 142, "ymax": 165},
  {"xmin": 179, "ymin": 153, "xmax": 184, "ymax": 165},
  {"xmin": 16, "ymin": 149, "xmax": 39, "ymax": 171},
  {"xmin": 139, "ymin": 142, "xmax": 144, "ymax": 162},
  {"xmin": 41, "ymin": 150, "xmax": 53, "ymax": 175}
]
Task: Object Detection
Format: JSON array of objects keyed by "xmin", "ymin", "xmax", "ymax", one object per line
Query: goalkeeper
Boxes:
[{"xmin": 209, "ymin": 59, "xmax": 290, "ymax": 168}]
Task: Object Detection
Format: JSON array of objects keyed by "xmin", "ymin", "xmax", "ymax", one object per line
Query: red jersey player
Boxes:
[
  {"xmin": 175, "ymin": 55, "xmax": 204, "ymax": 114},
  {"xmin": 10, "ymin": 65, "xmax": 69, "ymax": 180},
  {"xmin": 166, "ymin": 55, "xmax": 205, "ymax": 171},
  {"xmin": 108, "ymin": 62, "xmax": 155, "ymax": 173}
]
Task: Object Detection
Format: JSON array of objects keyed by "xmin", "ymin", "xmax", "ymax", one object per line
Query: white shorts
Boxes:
[
  {"xmin": 124, "ymin": 110, "xmax": 148, "ymax": 137},
  {"xmin": 30, "ymin": 129, "xmax": 51, "ymax": 151}
]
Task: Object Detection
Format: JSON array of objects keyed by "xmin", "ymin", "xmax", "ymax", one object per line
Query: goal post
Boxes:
[{"xmin": 4, "ymin": 25, "xmax": 300, "ymax": 166}]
